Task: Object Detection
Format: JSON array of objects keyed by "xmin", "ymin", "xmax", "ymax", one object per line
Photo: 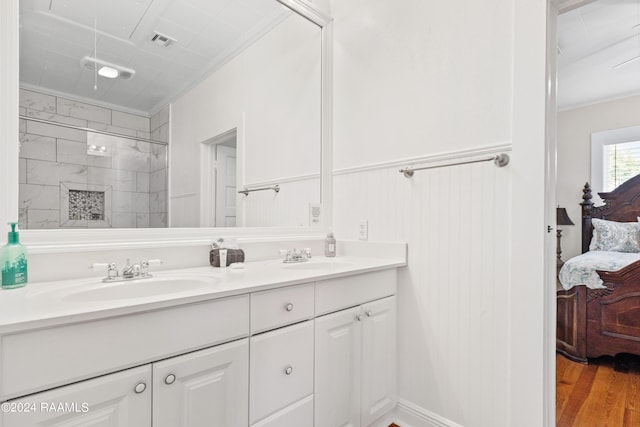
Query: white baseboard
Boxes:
[
  {"xmin": 392, "ymin": 398, "xmax": 463, "ymax": 427},
  {"xmin": 369, "ymin": 412, "xmax": 397, "ymax": 427}
]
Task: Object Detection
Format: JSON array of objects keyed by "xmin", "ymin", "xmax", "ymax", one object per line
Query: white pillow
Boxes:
[{"xmin": 590, "ymin": 218, "xmax": 640, "ymax": 252}]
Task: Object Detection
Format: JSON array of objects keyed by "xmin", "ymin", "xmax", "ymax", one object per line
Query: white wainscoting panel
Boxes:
[
  {"xmin": 240, "ymin": 177, "xmax": 320, "ymax": 227},
  {"xmin": 333, "ymin": 156, "xmax": 511, "ymax": 427}
]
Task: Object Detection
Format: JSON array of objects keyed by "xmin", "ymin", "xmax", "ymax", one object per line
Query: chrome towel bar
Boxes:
[
  {"xmin": 238, "ymin": 184, "xmax": 280, "ymax": 196},
  {"xmin": 399, "ymin": 153, "xmax": 509, "ymax": 178}
]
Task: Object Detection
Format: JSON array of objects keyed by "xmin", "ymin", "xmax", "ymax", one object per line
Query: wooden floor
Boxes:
[{"xmin": 556, "ymin": 353, "xmax": 640, "ymax": 426}]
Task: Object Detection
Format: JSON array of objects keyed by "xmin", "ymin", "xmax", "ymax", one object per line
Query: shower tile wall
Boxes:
[{"xmin": 18, "ymin": 89, "xmax": 168, "ymax": 229}]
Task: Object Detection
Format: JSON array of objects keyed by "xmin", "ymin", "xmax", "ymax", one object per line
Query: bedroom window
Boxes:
[
  {"xmin": 603, "ymin": 140, "xmax": 640, "ymax": 191},
  {"xmin": 591, "ymin": 125, "xmax": 640, "ymax": 202}
]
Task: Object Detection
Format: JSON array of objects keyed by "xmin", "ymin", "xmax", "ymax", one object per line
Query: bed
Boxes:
[{"xmin": 556, "ymin": 174, "xmax": 640, "ymax": 363}]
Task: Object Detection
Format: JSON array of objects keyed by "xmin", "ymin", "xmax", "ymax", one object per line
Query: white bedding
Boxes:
[{"xmin": 558, "ymin": 251, "xmax": 640, "ymax": 290}]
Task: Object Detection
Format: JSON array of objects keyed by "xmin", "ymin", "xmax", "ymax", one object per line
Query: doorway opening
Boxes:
[
  {"xmin": 553, "ymin": 1, "xmax": 640, "ymax": 425},
  {"xmin": 201, "ymin": 129, "xmax": 237, "ymax": 228}
]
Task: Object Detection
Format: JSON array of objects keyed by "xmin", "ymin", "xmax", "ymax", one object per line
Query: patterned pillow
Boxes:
[{"xmin": 590, "ymin": 218, "xmax": 640, "ymax": 252}]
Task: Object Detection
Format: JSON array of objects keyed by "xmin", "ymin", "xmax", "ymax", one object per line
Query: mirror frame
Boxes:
[{"xmin": 0, "ymin": 0, "xmax": 333, "ymax": 253}]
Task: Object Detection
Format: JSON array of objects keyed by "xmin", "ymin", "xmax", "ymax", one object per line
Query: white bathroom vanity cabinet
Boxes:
[{"xmin": 0, "ymin": 258, "xmax": 402, "ymax": 427}]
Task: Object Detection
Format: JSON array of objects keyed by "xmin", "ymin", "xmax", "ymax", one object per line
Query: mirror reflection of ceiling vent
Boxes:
[{"xmin": 151, "ymin": 31, "xmax": 177, "ymax": 47}]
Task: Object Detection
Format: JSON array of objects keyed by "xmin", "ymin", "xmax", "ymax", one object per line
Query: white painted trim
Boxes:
[
  {"xmin": 333, "ymin": 143, "xmax": 513, "ymax": 176},
  {"xmin": 320, "ymin": 20, "xmax": 334, "ymax": 229},
  {"xmin": 393, "ymin": 398, "xmax": 463, "ymax": 427},
  {"xmin": 278, "ymin": 0, "xmax": 332, "ymax": 26},
  {"xmin": 544, "ymin": 3, "xmax": 559, "ymax": 426},
  {"xmin": 558, "ymin": 89, "xmax": 640, "ymax": 112},
  {"xmin": 200, "ymin": 141, "xmax": 216, "ymax": 227},
  {"xmin": 0, "ymin": 0, "xmax": 19, "ymax": 227},
  {"xmin": 511, "ymin": 0, "xmax": 548, "ymax": 425},
  {"xmin": 557, "ymin": 0, "xmax": 597, "ymax": 14},
  {"xmin": 21, "ymin": 229, "xmax": 327, "ymax": 254},
  {"xmin": 368, "ymin": 412, "xmax": 397, "ymax": 427}
]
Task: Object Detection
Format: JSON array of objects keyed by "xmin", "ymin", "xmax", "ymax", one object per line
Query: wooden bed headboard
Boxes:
[{"xmin": 581, "ymin": 173, "xmax": 640, "ymax": 253}]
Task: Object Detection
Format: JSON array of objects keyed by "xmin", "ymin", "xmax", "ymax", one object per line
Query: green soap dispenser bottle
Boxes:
[{"xmin": 1, "ymin": 223, "xmax": 28, "ymax": 289}]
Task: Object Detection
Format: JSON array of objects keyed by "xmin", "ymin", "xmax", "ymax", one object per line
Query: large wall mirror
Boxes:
[{"xmin": 17, "ymin": 0, "xmax": 328, "ymax": 232}]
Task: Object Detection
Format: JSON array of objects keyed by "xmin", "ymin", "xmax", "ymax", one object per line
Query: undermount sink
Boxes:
[
  {"xmin": 62, "ymin": 276, "xmax": 218, "ymax": 302},
  {"xmin": 282, "ymin": 259, "xmax": 357, "ymax": 271}
]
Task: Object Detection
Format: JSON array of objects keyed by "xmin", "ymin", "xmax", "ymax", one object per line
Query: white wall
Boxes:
[
  {"xmin": 557, "ymin": 94, "xmax": 640, "ymax": 260},
  {"xmin": 241, "ymin": 176, "xmax": 320, "ymax": 227},
  {"xmin": 170, "ymin": 13, "xmax": 322, "ymax": 227},
  {"xmin": 334, "ymin": 163, "xmax": 511, "ymax": 426},
  {"xmin": 331, "ymin": 0, "xmax": 548, "ymax": 425},
  {"xmin": 332, "ymin": 0, "xmax": 512, "ymax": 171}
]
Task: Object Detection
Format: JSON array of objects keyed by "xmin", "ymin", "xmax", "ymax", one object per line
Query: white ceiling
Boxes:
[
  {"xmin": 19, "ymin": 0, "xmax": 291, "ymax": 116},
  {"xmin": 558, "ymin": 0, "xmax": 640, "ymax": 109}
]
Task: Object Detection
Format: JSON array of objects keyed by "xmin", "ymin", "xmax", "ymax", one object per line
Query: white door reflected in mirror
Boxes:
[{"xmin": 216, "ymin": 145, "xmax": 237, "ymax": 228}]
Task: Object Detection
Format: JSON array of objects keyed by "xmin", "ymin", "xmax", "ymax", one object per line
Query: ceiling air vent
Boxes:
[{"xmin": 151, "ymin": 31, "xmax": 177, "ymax": 47}]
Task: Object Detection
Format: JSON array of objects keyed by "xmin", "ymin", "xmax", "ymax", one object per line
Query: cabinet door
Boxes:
[
  {"xmin": 153, "ymin": 339, "xmax": 249, "ymax": 427},
  {"xmin": 315, "ymin": 306, "xmax": 362, "ymax": 427},
  {"xmin": 361, "ymin": 296, "xmax": 396, "ymax": 426},
  {"xmin": 2, "ymin": 365, "xmax": 151, "ymax": 427}
]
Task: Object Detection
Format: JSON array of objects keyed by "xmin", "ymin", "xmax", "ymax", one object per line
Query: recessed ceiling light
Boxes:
[
  {"xmin": 98, "ymin": 66, "xmax": 119, "ymax": 79},
  {"xmin": 80, "ymin": 57, "xmax": 135, "ymax": 80}
]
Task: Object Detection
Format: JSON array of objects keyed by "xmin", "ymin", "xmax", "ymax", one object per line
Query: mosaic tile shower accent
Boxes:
[{"xmin": 68, "ymin": 190, "xmax": 105, "ymax": 221}]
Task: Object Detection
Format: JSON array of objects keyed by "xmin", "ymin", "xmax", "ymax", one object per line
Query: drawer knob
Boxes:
[
  {"xmin": 165, "ymin": 374, "xmax": 176, "ymax": 385},
  {"xmin": 284, "ymin": 365, "xmax": 293, "ymax": 375},
  {"xmin": 134, "ymin": 382, "xmax": 147, "ymax": 394},
  {"xmin": 365, "ymin": 310, "xmax": 373, "ymax": 317},
  {"xmin": 356, "ymin": 314, "xmax": 363, "ymax": 322},
  {"xmin": 285, "ymin": 303, "xmax": 294, "ymax": 312}
]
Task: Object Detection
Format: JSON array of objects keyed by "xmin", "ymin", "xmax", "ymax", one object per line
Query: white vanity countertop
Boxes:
[{"xmin": 0, "ymin": 256, "xmax": 406, "ymax": 334}]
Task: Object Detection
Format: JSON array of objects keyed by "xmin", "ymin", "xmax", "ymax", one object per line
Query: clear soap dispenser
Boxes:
[
  {"xmin": 324, "ymin": 232, "xmax": 336, "ymax": 257},
  {"xmin": 1, "ymin": 223, "xmax": 28, "ymax": 289}
]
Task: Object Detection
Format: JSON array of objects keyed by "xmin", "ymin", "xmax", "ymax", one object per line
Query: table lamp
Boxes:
[{"xmin": 557, "ymin": 207, "xmax": 574, "ymax": 271}]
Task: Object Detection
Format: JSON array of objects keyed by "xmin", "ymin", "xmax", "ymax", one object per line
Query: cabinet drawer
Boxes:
[
  {"xmin": 250, "ymin": 321, "xmax": 313, "ymax": 423},
  {"xmin": 251, "ymin": 283, "xmax": 314, "ymax": 334},
  {"xmin": 315, "ymin": 269, "xmax": 396, "ymax": 316},
  {"xmin": 0, "ymin": 295, "xmax": 250, "ymax": 400},
  {"xmin": 252, "ymin": 395, "xmax": 313, "ymax": 427}
]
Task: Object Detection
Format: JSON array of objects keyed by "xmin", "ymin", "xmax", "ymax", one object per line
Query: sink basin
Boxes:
[
  {"xmin": 62, "ymin": 276, "xmax": 217, "ymax": 302},
  {"xmin": 282, "ymin": 259, "xmax": 357, "ymax": 271}
]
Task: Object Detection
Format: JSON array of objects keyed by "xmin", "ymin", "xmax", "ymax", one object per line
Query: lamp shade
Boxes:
[{"xmin": 557, "ymin": 207, "xmax": 574, "ymax": 226}]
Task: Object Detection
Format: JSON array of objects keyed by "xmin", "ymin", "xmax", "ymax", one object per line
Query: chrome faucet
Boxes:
[
  {"xmin": 280, "ymin": 248, "xmax": 312, "ymax": 263},
  {"xmin": 122, "ymin": 259, "xmax": 136, "ymax": 279},
  {"xmin": 90, "ymin": 259, "xmax": 163, "ymax": 283}
]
